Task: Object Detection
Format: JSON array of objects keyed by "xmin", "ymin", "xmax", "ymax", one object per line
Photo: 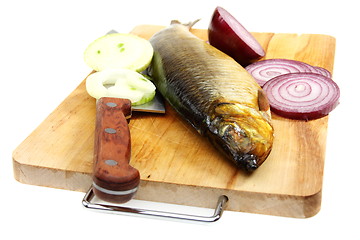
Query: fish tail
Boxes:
[{"xmin": 170, "ymin": 19, "xmax": 201, "ymax": 30}]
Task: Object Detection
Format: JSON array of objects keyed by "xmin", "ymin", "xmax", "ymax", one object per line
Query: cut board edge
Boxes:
[{"xmin": 12, "ymin": 160, "xmax": 322, "ymax": 218}]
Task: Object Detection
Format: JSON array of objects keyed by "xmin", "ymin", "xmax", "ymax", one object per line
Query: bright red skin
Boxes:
[{"xmin": 208, "ymin": 6, "xmax": 265, "ymax": 66}]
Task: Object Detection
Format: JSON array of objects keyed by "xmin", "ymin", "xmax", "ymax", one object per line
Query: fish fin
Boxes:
[
  {"xmin": 258, "ymin": 89, "xmax": 270, "ymax": 112},
  {"xmin": 170, "ymin": 20, "xmax": 182, "ymax": 25},
  {"xmin": 170, "ymin": 19, "xmax": 201, "ymax": 30}
]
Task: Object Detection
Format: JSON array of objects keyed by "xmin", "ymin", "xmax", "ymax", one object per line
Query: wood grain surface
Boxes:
[{"xmin": 12, "ymin": 25, "xmax": 336, "ymax": 218}]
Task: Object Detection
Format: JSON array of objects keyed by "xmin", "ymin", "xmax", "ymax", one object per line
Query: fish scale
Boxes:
[{"xmin": 149, "ymin": 22, "xmax": 274, "ymax": 171}]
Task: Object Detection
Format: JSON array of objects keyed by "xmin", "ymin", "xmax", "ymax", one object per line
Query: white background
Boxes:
[{"xmin": 1, "ymin": 0, "xmax": 359, "ymax": 239}]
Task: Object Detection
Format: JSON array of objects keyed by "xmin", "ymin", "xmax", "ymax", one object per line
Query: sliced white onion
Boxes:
[
  {"xmin": 86, "ymin": 68, "xmax": 156, "ymax": 105},
  {"xmin": 84, "ymin": 33, "xmax": 153, "ymax": 72}
]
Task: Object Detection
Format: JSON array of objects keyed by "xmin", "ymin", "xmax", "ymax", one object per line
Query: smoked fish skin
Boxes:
[{"xmin": 149, "ymin": 22, "xmax": 274, "ymax": 171}]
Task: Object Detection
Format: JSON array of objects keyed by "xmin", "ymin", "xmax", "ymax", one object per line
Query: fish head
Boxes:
[{"xmin": 207, "ymin": 102, "xmax": 274, "ymax": 172}]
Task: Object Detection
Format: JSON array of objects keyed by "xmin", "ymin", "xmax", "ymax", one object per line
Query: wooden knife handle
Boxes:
[{"xmin": 92, "ymin": 97, "xmax": 140, "ymax": 203}]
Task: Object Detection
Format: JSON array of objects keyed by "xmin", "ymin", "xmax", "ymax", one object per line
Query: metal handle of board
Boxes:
[{"xmin": 82, "ymin": 187, "xmax": 228, "ymax": 222}]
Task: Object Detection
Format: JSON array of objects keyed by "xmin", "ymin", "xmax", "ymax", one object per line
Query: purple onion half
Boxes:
[{"xmin": 208, "ymin": 6, "xmax": 265, "ymax": 66}]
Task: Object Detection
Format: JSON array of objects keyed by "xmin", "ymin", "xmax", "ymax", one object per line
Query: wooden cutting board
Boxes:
[{"xmin": 13, "ymin": 25, "xmax": 336, "ymax": 218}]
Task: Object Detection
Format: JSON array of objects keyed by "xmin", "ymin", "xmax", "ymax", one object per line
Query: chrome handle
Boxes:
[{"xmin": 82, "ymin": 187, "xmax": 228, "ymax": 222}]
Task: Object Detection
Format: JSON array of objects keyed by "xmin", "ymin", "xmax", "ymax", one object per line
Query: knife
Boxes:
[{"xmin": 91, "ymin": 86, "xmax": 165, "ymax": 204}]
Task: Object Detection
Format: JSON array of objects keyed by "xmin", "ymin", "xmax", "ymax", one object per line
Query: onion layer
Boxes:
[
  {"xmin": 246, "ymin": 59, "xmax": 332, "ymax": 87},
  {"xmin": 262, "ymin": 73, "xmax": 340, "ymax": 120},
  {"xmin": 86, "ymin": 69, "xmax": 156, "ymax": 105},
  {"xmin": 314, "ymin": 66, "xmax": 332, "ymax": 78},
  {"xmin": 84, "ymin": 33, "xmax": 153, "ymax": 72}
]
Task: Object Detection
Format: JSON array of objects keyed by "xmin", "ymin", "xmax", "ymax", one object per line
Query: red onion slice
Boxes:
[
  {"xmin": 262, "ymin": 73, "xmax": 340, "ymax": 120},
  {"xmin": 246, "ymin": 59, "xmax": 331, "ymax": 87},
  {"xmin": 314, "ymin": 66, "xmax": 332, "ymax": 78}
]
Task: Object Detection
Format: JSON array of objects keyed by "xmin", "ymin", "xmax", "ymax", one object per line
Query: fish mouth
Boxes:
[
  {"xmin": 205, "ymin": 101, "xmax": 274, "ymax": 172},
  {"xmin": 234, "ymin": 153, "xmax": 258, "ymax": 172},
  {"xmin": 222, "ymin": 124, "xmax": 259, "ymax": 172},
  {"xmin": 206, "ymin": 118, "xmax": 260, "ymax": 172},
  {"xmin": 222, "ymin": 124, "xmax": 259, "ymax": 171}
]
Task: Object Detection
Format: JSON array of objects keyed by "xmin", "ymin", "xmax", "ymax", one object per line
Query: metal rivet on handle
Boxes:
[
  {"xmin": 104, "ymin": 159, "xmax": 118, "ymax": 166},
  {"xmin": 106, "ymin": 102, "xmax": 117, "ymax": 108},
  {"xmin": 105, "ymin": 128, "xmax": 116, "ymax": 134}
]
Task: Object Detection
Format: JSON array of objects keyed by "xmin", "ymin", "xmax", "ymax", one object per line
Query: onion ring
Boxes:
[
  {"xmin": 85, "ymin": 68, "xmax": 156, "ymax": 105},
  {"xmin": 246, "ymin": 59, "xmax": 331, "ymax": 86},
  {"xmin": 262, "ymin": 73, "xmax": 340, "ymax": 120}
]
